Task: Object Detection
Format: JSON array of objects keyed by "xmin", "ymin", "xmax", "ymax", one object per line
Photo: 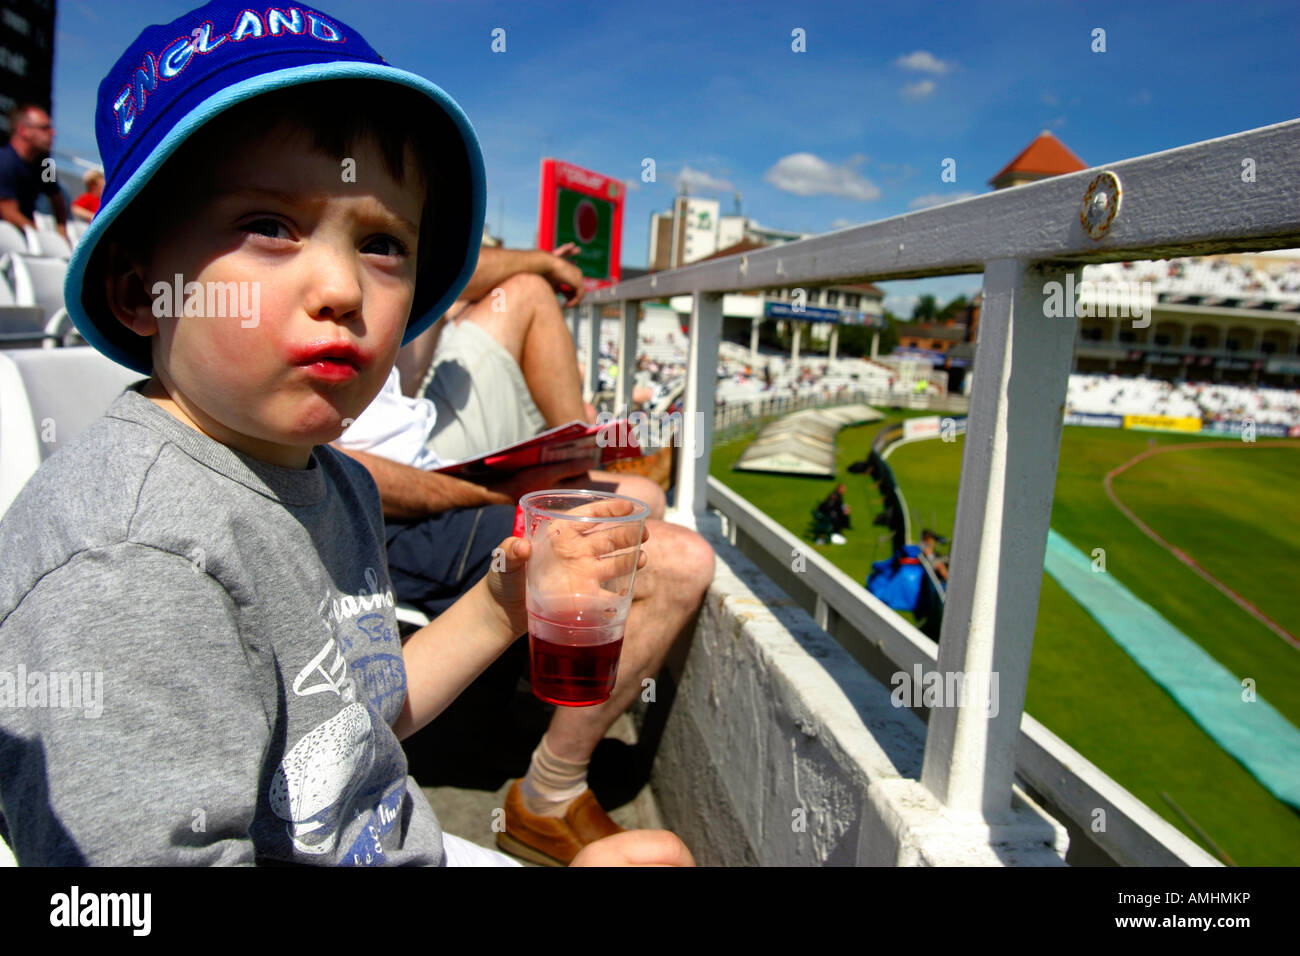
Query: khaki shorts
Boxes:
[{"xmin": 421, "ymin": 317, "xmax": 547, "ymax": 464}]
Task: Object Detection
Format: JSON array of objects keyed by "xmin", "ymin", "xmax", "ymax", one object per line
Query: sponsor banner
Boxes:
[
  {"xmin": 1202, "ymin": 420, "xmax": 1290, "ymax": 438},
  {"xmin": 764, "ymin": 301, "xmax": 841, "ymax": 323},
  {"xmin": 1266, "ymin": 358, "xmax": 1300, "ymax": 375},
  {"xmin": 899, "ymin": 415, "xmax": 967, "ymax": 442},
  {"xmin": 1122, "ymin": 414, "xmax": 1202, "ymax": 433},
  {"xmin": 1064, "ymin": 412, "xmax": 1124, "ymax": 428},
  {"xmin": 903, "ymin": 416, "xmax": 940, "ymax": 440}
]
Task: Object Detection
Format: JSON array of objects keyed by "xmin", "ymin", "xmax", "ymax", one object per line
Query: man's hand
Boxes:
[
  {"xmin": 544, "ymin": 242, "xmax": 585, "ymax": 308},
  {"xmin": 481, "ymin": 459, "xmax": 593, "ymax": 505}
]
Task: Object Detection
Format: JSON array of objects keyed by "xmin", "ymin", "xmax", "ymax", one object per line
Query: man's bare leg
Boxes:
[{"xmin": 445, "ymin": 272, "xmax": 589, "ymax": 427}]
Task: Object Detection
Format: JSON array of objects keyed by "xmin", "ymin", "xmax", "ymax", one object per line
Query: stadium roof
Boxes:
[
  {"xmin": 734, "ymin": 404, "xmax": 883, "ymax": 477},
  {"xmin": 989, "ymin": 130, "xmax": 1087, "ymax": 188}
]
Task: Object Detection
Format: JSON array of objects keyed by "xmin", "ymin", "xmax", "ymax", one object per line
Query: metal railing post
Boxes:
[
  {"xmin": 675, "ymin": 291, "xmax": 722, "ymax": 516},
  {"xmin": 618, "ymin": 300, "xmax": 637, "ymax": 413},
  {"xmin": 920, "ymin": 258, "xmax": 1081, "ymax": 821},
  {"xmin": 585, "ymin": 304, "xmax": 601, "ymax": 403}
]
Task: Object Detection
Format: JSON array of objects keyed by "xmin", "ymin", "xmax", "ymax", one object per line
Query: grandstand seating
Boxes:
[
  {"xmin": 1081, "ymin": 256, "xmax": 1300, "ymax": 306},
  {"xmin": 1067, "ymin": 373, "xmax": 1300, "ymax": 425},
  {"xmin": 1, "ymin": 253, "xmax": 66, "ymax": 324},
  {"xmin": 25, "ymin": 225, "xmax": 72, "ymax": 259},
  {"xmin": 0, "ymin": 222, "xmax": 29, "ymax": 257}
]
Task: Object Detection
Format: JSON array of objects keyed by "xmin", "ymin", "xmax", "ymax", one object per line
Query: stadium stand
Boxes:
[{"xmin": 1067, "ymin": 373, "xmax": 1300, "ymax": 426}]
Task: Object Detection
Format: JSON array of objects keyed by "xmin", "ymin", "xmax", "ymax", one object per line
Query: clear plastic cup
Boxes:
[{"xmin": 518, "ymin": 490, "xmax": 650, "ymax": 706}]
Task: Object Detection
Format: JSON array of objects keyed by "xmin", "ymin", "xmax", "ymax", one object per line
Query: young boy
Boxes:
[{"xmin": 0, "ymin": 0, "xmax": 691, "ymax": 867}]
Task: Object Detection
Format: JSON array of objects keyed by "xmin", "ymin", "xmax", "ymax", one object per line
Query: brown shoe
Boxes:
[{"xmin": 496, "ymin": 779, "xmax": 624, "ymax": 866}]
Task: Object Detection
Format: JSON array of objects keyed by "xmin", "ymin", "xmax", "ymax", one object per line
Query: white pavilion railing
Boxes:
[{"xmin": 573, "ymin": 117, "xmax": 1300, "ymax": 865}]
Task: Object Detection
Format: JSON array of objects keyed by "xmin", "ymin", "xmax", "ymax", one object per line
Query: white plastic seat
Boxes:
[
  {"xmin": 26, "ymin": 226, "xmax": 72, "ymax": 259},
  {"xmin": 0, "ymin": 346, "xmax": 143, "ymax": 518},
  {"xmin": 4, "ymin": 252, "xmax": 67, "ymax": 323},
  {"xmin": 0, "ymin": 221, "xmax": 29, "ymax": 256}
]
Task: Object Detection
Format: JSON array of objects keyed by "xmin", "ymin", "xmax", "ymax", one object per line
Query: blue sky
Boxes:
[{"xmin": 49, "ymin": 0, "xmax": 1299, "ymax": 316}]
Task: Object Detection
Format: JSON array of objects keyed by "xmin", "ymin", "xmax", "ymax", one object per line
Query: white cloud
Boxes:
[
  {"xmin": 1048, "ymin": 114, "xmax": 1067, "ymax": 129},
  {"xmin": 1128, "ymin": 89, "xmax": 1152, "ymax": 106},
  {"xmin": 675, "ymin": 165, "xmax": 734, "ymax": 194},
  {"xmin": 830, "ymin": 218, "xmax": 866, "ymax": 230},
  {"xmin": 908, "ymin": 191, "xmax": 976, "ymax": 210},
  {"xmin": 1040, "ymin": 91, "xmax": 1059, "ymax": 107},
  {"xmin": 623, "ymin": 178, "xmax": 641, "ymax": 192},
  {"xmin": 900, "ymin": 79, "xmax": 936, "ymax": 101},
  {"xmin": 764, "ymin": 153, "xmax": 880, "ymax": 200},
  {"xmin": 895, "ymin": 51, "xmax": 953, "ymax": 74}
]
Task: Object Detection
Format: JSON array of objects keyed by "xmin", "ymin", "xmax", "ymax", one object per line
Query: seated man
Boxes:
[
  {"xmin": 332, "ymin": 245, "xmax": 714, "ymax": 866},
  {"xmin": 919, "ymin": 528, "xmax": 949, "ymax": 582},
  {"xmin": 816, "ymin": 483, "xmax": 852, "ymax": 545}
]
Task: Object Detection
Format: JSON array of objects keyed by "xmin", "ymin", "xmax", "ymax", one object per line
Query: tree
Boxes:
[
  {"xmin": 937, "ymin": 294, "xmax": 968, "ymax": 323},
  {"xmin": 913, "ymin": 294, "xmax": 937, "ymax": 321}
]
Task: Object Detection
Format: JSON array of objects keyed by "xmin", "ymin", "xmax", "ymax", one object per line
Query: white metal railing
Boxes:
[{"xmin": 573, "ymin": 117, "xmax": 1300, "ymax": 864}]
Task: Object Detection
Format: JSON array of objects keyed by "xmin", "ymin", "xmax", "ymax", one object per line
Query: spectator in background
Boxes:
[
  {"xmin": 0, "ymin": 104, "xmax": 68, "ymax": 240},
  {"xmin": 816, "ymin": 483, "xmax": 852, "ymax": 545},
  {"xmin": 920, "ymin": 528, "xmax": 949, "ymax": 582},
  {"xmin": 71, "ymin": 167, "xmax": 104, "ymax": 222}
]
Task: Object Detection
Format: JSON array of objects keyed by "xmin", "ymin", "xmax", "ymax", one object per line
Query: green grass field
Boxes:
[{"xmin": 710, "ymin": 415, "xmax": 1300, "ymax": 865}]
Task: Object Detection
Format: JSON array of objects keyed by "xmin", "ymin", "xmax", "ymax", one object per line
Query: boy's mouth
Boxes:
[{"xmin": 290, "ymin": 341, "xmax": 369, "ymax": 382}]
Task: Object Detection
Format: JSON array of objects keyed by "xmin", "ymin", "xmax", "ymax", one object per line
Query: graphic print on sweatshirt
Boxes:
[{"xmin": 269, "ymin": 566, "xmax": 408, "ymax": 862}]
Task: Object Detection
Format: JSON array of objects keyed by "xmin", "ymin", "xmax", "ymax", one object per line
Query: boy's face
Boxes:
[{"xmin": 108, "ymin": 120, "xmax": 424, "ymax": 468}]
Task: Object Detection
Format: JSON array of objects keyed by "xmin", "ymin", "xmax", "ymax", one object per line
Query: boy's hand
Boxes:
[{"xmin": 485, "ymin": 536, "xmax": 531, "ymax": 637}]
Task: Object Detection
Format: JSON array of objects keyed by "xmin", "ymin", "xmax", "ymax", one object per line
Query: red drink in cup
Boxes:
[
  {"xmin": 527, "ymin": 600, "xmax": 626, "ymax": 706},
  {"xmin": 519, "ymin": 491, "xmax": 650, "ymax": 707}
]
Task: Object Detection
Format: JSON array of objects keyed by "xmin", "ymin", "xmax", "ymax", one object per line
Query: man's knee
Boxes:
[
  {"xmin": 494, "ymin": 272, "xmax": 556, "ymax": 318},
  {"xmin": 644, "ymin": 521, "xmax": 715, "ymax": 600},
  {"xmin": 616, "ymin": 474, "xmax": 666, "ymax": 521}
]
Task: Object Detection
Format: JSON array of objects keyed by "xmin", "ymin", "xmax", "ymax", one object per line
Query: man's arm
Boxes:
[
  {"xmin": 49, "ymin": 191, "xmax": 69, "ymax": 235},
  {"xmin": 333, "ymin": 445, "xmax": 506, "ymax": 518},
  {"xmin": 0, "ymin": 197, "xmax": 35, "ymax": 231},
  {"xmin": 331, "ymin": 445, "xmax": 590, "ymax": 520},
  {"xmin": 459, "ymin": 245, "xmax": 584, "ymax": 306}
]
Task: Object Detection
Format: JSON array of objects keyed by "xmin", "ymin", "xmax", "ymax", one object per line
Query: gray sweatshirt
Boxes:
[{"xmin": 0, "ymin": 383, "xmax": 445, "ymax": 865}]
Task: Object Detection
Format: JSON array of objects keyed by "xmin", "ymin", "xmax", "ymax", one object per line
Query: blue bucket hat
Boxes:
[{"xmin": 65, "ymin": 0, "xmax": 486, "ymax": 375}]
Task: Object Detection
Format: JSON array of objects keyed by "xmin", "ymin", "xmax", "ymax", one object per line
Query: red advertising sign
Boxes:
[{"xmin": 537, "ymin": 159, "xmax": 624, "ymax": 291}]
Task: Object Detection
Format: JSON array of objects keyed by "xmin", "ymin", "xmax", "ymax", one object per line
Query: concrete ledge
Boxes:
[{"xmin": 652, "ymin": 512, "xmax": 1068, "ymax": 865}]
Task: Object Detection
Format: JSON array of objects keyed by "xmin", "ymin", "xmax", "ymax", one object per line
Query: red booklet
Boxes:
[{"xmin": 433, "ymin": 418, "xmax": 643, "ymax": 482}]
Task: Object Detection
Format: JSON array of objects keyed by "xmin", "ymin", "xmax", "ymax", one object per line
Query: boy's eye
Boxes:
[
  {"xmin": 364, "ymin": 235, "xmax": 409, "ymax": 257},
  {"xmin": 242, "ymin": 217, "xmax": 291, "ymax": 240}
]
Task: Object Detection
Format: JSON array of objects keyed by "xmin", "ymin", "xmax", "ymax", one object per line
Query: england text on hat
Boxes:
[{"xmin": 112, "ymin": 6, "xmax": 345, "ymax": 138}]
